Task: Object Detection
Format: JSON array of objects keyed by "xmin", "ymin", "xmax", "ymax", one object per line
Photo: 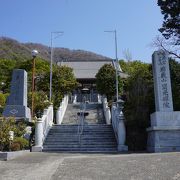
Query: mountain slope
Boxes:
[{"xmin": 0, "ymin": 37, "xmax": 111, "ymax": 62}]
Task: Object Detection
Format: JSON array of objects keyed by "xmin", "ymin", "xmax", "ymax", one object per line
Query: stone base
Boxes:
[
  {"xmin": 2, "ymin": 105, "xmax": 31, "ymax": 122},
  {"xmin": 150, "ymin": 111, "xmax": 180, "ymax": 126},
  {"xmin": 0, "ymin": 150, "xmax": 30, "ymax": 161},
  {"xmin": 31, "ymin": 146, "xmax": 42, "ymax": 152},
  {"xmin": 147, "ymin": 126, "xmax": 180, "ymax": 153},
  {"xmin": 147, "ymin": 111, "xmax": 180, "ymax": 153},
  {"xmin": 118, "ymin": 145, "xmax": 128, "ymax": 152}
]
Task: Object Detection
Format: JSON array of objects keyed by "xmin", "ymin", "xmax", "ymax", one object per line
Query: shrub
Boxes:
[
  {"xmin": 10, "ymin": 142, "xmax": 21, "ymax": 151},
  {"xmin": 28, "ymin": 91, "xmax": 51, "ymax": 118},
  {"xmin": 0, "ymin": 117, "xmax": 27, "ymax": 151},
  {"xmin": 13, "ymin": 137, "xmax": 29, "ymax": 150},
  {"xmin": 0, "ymin": 93, "xmax": 6, "ymax": 107}
]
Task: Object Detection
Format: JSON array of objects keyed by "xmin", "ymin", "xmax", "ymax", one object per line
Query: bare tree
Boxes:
[
  {"xmin": 123, "ymin": 48, "xmax": 132, "ymax": 62},
  {"xmin": 152, "ymin": 36, "xmax": 180, "ymax": 59}
]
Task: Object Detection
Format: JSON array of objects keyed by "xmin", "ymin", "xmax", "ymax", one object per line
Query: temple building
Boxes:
[{"xmin": 57, "ymin": 59, "xmax": 127, "ymax": 102}]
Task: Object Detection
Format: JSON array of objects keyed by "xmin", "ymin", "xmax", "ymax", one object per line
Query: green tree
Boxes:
[
  {"xmin": 169, "ymin": 59, "xmax": 180, "ymax": 110},
  {"xmin": 18, "ymin": 58, "xmax": 50, "ymax": 90},
  {"xmin": 52, "ymin": 65, "xmax": 77, "ymax": 109},
  {"xmin": 28, "ymin": 91, "xmax": 50, "ymax": 117},
  {"xmin": 121, "ymin": 60, "xmax": 154, "ymax": 150},
  {"xmin": 121, "ymin": 59, "xmax": 180, "ymax": 150},
  {"xmin": 157, "ymin": 0, "xmax": 180, "ymax": 45},
  {"xmin": 95, "ymin": 64, "xmax": 122, "ymax": 101},
  {"xmin": 0, "ymin": 59, "xmax": 17, "ymax": 93},
  {"xmin": 37, "ymin": 65, "xmax": 77, "ymax": 109},
  {"xmin": 0, "ymin": 58, "xmax": 77, "ymax": 116}
]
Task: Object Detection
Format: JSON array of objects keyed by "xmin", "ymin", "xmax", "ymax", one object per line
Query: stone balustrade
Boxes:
[
  {"xmin": 56, "ymin": 95, "xmax": 69, "ymax": 124},
  {"xmin": 32, "ymin": 104, "xmax": 54, "ymax": 152},
  {"xmin": 97, "ymin": 94, "xmax": 102, "ymax": 104},
  {"xmin": 102, "ymin": 96, "xmax": 111, "ymax": 124},
  {"xmin": 111, "ymin": 101, "xmax": 128, "ymax": 152},
  {"xmin": 73, "ymin": 94, "xmax": 77, "ymax": 104}
]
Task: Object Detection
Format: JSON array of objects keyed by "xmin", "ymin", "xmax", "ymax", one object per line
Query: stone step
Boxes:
[
  {"xmin": 44, "ymin": 141, "xmax": 117, "ymax": 145},
  {"xmin": 50, "ymin": 126, "xmax": 113, "ymax": 129},
  {"xmin": 43, "ymin": 115, "xmax": 117, "ymax": 152},
  {"xmin": 48, "ymin": 131, "xmax": 113, "ymax": 134},
  {"xmin": 51, "ymin": 127, "xmax": 113, "ymax": 130},
  {"xmin": 45, "ymin": 139, "xmax": 116, "ymax": 143},
  {"xmin": 44, "ymin": 142, "xmax": 117, "ymax": 147},
  {"xmin": 46, "ymin": 134, "xmax": 115, "ymax": 140},
  {"xmin": 46, "ymin": 136, "xmax": 116, "ymax": 142},
  {"xmin": 44, "ymin": 144, "xmax": 117, "ymax": 148},
  {"xmin": 53, "ymin": 124, "xmax": 111, "ymax": 127},
  {"xmin": 62, "ymin": 103, "xmax": 105, "ymax": 124},
  {"xmin": 43, "ymin": 147, "xmax": 117, "ymax": 152}
]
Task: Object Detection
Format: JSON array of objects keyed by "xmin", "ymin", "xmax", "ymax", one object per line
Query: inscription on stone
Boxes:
[
  {"xmin": 152, "ymin": 51, "xmax": 173, "ymax": 112},
  {"xmin": 3, "ymin": 69, "xmax": 31, "ymax": 121}
]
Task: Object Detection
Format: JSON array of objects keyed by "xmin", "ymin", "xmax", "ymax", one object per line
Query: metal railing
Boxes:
[{"xmin": 77, "ymin": 97, "xmax": 87, "ymax": 145}]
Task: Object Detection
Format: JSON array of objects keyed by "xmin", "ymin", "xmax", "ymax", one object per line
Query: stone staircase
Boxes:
[
  {"xmin": 62, "ymin": 103, "xmax": 105, "ymax": 124},
  {"xmin": 43, "ymin": 103, "xmax": 118, "ymax": 152},
  {"xmin": 43, "ymin": 124, "xmax": 117, "ymax": 152}
]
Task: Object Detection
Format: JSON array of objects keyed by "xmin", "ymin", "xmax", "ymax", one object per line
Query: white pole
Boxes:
[
  {"xmin": 50, "ymin": 32, "xmax": 53, "ymax": 102},
  {"xmin": 114, "ymin": 30, "xmax": 119, "ymax": 102},
  {"xmin": 104, "ymin": 30, "xmax": 119, "ymax": 102},
  {"xmin": 49, "ymin": 31, "xmax": 64, "ymax": 102}
]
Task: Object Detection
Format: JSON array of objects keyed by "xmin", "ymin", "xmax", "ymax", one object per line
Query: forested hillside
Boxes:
[{"xmin": 0, "ymin": 37, "xmax": 111, "ymax": 62}]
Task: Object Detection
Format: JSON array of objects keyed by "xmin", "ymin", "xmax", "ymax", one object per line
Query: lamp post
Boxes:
[
  {"xmin": 104, "ymin": 30, "xmax": 120, "ymax": 102},
  {"xmin": 50, "ymin": 31, "xmax": 64, "ymax": 102},
  {"xmin": 31, "ymin": 49, "xmax": 38, "ymax": 118}
]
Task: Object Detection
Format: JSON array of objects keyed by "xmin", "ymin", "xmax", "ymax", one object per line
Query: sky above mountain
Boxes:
[{"xmin": 0, "ymin": 0, "xmax": 163, "ymax": 62}]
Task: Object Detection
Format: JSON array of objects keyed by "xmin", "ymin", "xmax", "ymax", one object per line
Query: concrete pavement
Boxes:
[{"xmin": 0, "ymin": 152, "xmax": 180, "ymax": 180}]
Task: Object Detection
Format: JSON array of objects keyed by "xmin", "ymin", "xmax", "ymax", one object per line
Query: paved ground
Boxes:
[{"xmin": 0, "ymin": 152, "xmax": 180, "ymax": 180}]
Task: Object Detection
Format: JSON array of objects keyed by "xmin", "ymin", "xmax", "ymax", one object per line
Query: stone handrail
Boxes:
[
  {"xmin": 111, "ymin": 102, "xmax": 128, "ymax": 151},
  {"xmin": 102, "ymin": 96, "xmax": 111, "ymax": 124},
  {"xmin": 56, "ymin": 95, "xmax": 69, "ymax": 124},
  {"xmin": 73, "ymin": 94, "xmax": 77, "ymax": 104},
  {"xmin": 32, "ymin": 104, "xmax": 54, "ymax": 152},
  {"xmin": 97, "ymin": 94, "xmax": 102, "ymax": 104}
]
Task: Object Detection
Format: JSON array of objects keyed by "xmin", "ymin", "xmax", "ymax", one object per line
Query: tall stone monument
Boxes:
[
  {"xmin": 147, "ymin": 50, "xmax": 180, "ymax": 152},
  {"xmin": 3, "ymin": 69, "xmax": 31, "ymax": 121}
]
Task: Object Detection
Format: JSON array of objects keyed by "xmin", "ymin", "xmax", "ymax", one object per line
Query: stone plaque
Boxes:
[
  {"xmin": 152, "ymin": 51, "xmax": 173, "ymax": 112},
  {"xmin": 147, "ymin": 51, "xmax": 180, "ymax": 153},
  {"xmin": 3, "ymin": 69, "xmax": 31, "ymax": 121}
]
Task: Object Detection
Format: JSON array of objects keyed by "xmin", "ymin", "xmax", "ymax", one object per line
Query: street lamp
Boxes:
[
  {"xmin": 31, "ymin": 49, "xmax": 38, "ymax": 118},
  {"xmin": 104, "ymin": 30, "xmax": 121, "ymax": 102},
  {"xmin": 49, "ymin": 31, "xmax": 64, "ymax": 102}
]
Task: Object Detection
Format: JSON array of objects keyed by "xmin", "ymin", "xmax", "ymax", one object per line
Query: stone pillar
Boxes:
[
  {"xmin": 56, "ymin": 106, "xmax": 63, "ymax": 125},
  {"xmin": 147, "ymin": 50, "xmax": 180, "ymax": 152},
  {"xmin": 3, "ymin": 69, "xmax": 31, "ymax": 121},
  {"xmin": 152, "ymin": 50, "xmax": 173, "ymax": 112},
  {"xmin": 117, "ymin": 104, "xmax": 128, "ymax": 152},
  {"xmin": 32, "ymin": 118, "xmax": 43, "ymax": 152},
  {"xmin": 73, "ymin": 94, "xmax": 77, "ymax": 104},
  {"xmin": 105, "ymin": 107, "xmax": 111, "ymax": 124}
]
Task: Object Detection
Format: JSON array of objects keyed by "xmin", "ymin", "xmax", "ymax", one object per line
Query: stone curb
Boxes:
[{"xmin": 0, "ymin": 150, "xmax": 30, "ymax": 161}]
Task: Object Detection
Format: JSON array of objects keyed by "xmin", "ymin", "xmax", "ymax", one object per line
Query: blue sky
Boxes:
[{"xmin": 0, "ymin": 0, "xmax": 163, "ymax": 62}]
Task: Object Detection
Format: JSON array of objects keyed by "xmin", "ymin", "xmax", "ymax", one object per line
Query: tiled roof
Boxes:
[
  {"xmin": 57, "ymin": 59, "xmax": 128, "ymax": 79},
  {"xmin": 58, "ymin": 59, "xmax": 113, "ymax": 79}
]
